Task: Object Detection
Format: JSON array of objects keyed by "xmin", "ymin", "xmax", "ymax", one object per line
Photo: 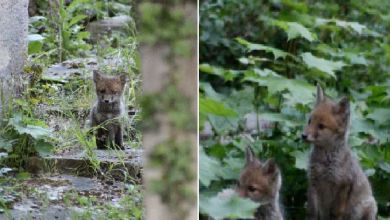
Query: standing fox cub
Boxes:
[
  {"xmin": 236, "ymin": 146, "xmax": 284, "ymax": 220},
  {"xmin": 302, "ymin": 84, "xmax": 377, "ymax": 220},
  {"xmin": 90, "ymin": 70, "xmax": 128, "ymax": 150}
]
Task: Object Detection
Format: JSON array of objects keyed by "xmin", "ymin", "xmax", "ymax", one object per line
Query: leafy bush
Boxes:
[
  {"xmin": 199, "ymin": 0, "xmax": 390, "ymax": 219},
  {"xmin": 28, "ymin": 0, "xmax": 98, "ymax": 63},
  {"xmin": 0, "ymin": 99, "xmax": 54, "ymax": 169}
]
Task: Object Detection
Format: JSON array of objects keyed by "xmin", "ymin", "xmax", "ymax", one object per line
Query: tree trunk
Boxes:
[{"xmin": 0, "ymin": 0, "xmax": 29, "ymax": 115}]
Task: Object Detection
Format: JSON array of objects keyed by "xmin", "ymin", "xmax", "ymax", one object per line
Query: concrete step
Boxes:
[
  {"xmin": 26, "ymin": 148, "xmax": 143, "ymax": 183},
  {"xmin": 0, "ymin": 173, "xmax": 142, "ymax": 219}
]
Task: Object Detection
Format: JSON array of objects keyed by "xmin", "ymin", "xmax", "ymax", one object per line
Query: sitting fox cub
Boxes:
[
  {"xmin": 90, "ymin": 70, "xmax": 128, "ymax": 150},
  {"xmin": 236, "ymin": 146, "xmax": 284, "ymax": 220},
  {"xmin": 302, "ymin": 84, "xmax": 377, "ymax": 220}
]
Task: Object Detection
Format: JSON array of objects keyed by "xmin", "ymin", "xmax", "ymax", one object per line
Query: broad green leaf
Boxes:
[
  {"xmin": 236, "ymin": 37, "xmax": 290, "ymax": 60},
  {"xmin": 292, "ymin": 150, "xmax": 310, "ymax": 170},
  {"xmin": 199, "ymin": 64, "xmax": 240, "ymax": 81},
  {"xmin": 273, "ymin": 21, "xmax": 316, "ymax": 42},
  {"xmin": 351, "ymin": 115, "xmax": 376, "ymax": 135},
  {"xmin": 349, "ymin": 115, "xmax": 388, "ymax": 143},
  {"xmin": 208, "ymin": 115, "xmax": 239, "ymax": 135},
  {"xmin": 200, "ymin": 147, "xmax": 223, "ymax": 187},
  {"xmin": 364, "ymin": 168, "xmax": 376, "ymax": 177},
  {"xmin": 28, "ymin": 41, "xmax": 43, "ymax": 54},
  {"xmin": 35, "ymin": 140, "xmax": 54, "ymax": 157},
  {"xmin": 200, "ymin": 97, "xmax": 238, "ymax": 117},
  {"xmin": 345, "ymin": 53, "xmax": 368, "ymax": 66},
  {"xmin": 15, "ymin": 125, "xmax": 51, "ymax": 140},
  {"xmin": 316, "ymin": 44, "xmax": 368, "ymax": 66},
  {"xmin": 66, "ymin": 0, "xmax": 91, "ymax": 12},
  {"xmin": 0, "ymin": 138, "xmax": 13, "ymax": 152},
  {"xmin": 243, "ymin": 72, "xmax": 315, "ymax": 105},
  {"xmin": 378, "ymin": 162, "xmax": 390, "ymax": 173},
  {"xmin": 8, "ymin": 115, "xmax": 51, "ymax": 140},
  {"xmin": 202, "ymin": 84, "xmax": 254, "ymax": 117},
  {"xmin": 28, "ymin": 34, "xmax": 44, "ymax": 54},
  {"xmin": 200, "ymin": 190, "xmax": 259, "ymax": 219},
  {"xmin": 315, "ymin": 18, "xmax": 367, "ymax": 35},
  {"xmin": 200, "ymin": 82, "xmax": 224, "ymax": 100},
  {"xmin": 28, "ymin": 34, "xmax": 44, "ymax": 42},
  {"xmin": 220, "ymin": 157, "xmax": 244, "ymax": 180},
  {"xmin": 29, "ymin": 16, "xmax": 46, "ymax": 23},
  {"xmin": 257, "ymin": 113, "xmax": 299, "ymax": 127},
  {"xmin": 76, "ymin": 31, "xmax": 90, "ymax": 40},
  {"xmin": 244, "ymin": 68, "xmax": 279, "ymax": 78},
  {"xmin": 366, "ymin": 108, "xmax": 390, "ymax": 126},
  {"xmin": 301, "ymin": 52, "xmax": 345, "ymax": 78},
  {"xmin": 67, "ymin": 15, "xmax": 87, "ymax": 28}
]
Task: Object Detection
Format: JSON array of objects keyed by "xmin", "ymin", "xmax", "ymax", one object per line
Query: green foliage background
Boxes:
[{"xmin": 199, "ymin": 0, "xmax": 390, "ymax": 219}]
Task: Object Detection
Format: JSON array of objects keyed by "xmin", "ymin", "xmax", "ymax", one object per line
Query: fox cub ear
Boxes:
[
  {"xmin": 119, "ymin": 74, "xmax": 129, "ymax": 85},
  {"xmin": 245, "ymin": 146, "xmax": 255, "ymax": 165},
  {"xmin": 263, "ymin": 158, "xmax": 279, "ymax": 179},
  {"xmin": 93, "ymin": 70, "xmax": 102, "ymax": 83},
  {"xmin": 316, "ymin": 83, "xmax": 325, "ymax": 105},
  {"xmin": 336, "ymin": 96, "xmax": 350, "ymax": 118}
]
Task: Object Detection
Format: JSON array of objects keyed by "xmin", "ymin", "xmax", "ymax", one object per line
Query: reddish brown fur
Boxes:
[
  {"xmin": 95, "ymin": 77, "xmax": 125, "ymax": 94},
  {"xmin": 237, "ymin": 147, "xmax": 283, "ymax": 219},
  {"xmin": 303, "ymin": 98, "xmax": 347, "ymax": 144},
  {"xmin": 90, "ymin": 71, "xmax": 128, "ymax": 150},
  {"xmin": 238, "ymin": 163, "xmax": 274, "ymax": 199},
  {"xmin": 304, "ymin": 84, "xmax": 377, "ymax": 220}
]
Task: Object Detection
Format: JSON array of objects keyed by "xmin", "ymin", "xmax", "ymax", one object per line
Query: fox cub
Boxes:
[
  {"xmin": 302, "ymin": 84, "xmax": 377, "ymax": 220},
  {"xmin": 90, "ymin": 70, "xmax": 128, "ymax": 150},
  {"xmin": 236, "ymin": 146, "xmax": 283, "ymax": 220}
]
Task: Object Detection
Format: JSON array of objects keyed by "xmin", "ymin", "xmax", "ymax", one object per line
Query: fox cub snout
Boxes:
[
  {"xmin": 237, "ymin": 146, "xmax": 283, "ymax": 220},
  {"xmin": 90, "ymin": 70, "xmax": 128, "ymax": 150}
]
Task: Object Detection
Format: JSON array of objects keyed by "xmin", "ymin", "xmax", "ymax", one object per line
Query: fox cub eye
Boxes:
[
  {"xmin": 247, "ymin": 186, "xmax": 256, "ymax": 192},
  {"xmin": 99, "ymin": 89, "xmax": 106, "ymax": 93},
  {"xmin": 318, "ymin": 123, "xmax": 325, "ymax": 129}
]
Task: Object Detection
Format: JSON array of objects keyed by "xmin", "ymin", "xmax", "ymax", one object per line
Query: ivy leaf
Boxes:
[
  {"xmin": 200, "ymin": 147, "xmax": 223, "ymax": 187},
  {"xmin": 273, "ymin": 21, "xmax": 316, "ymax": 42},
  {"xmin": 236, "ymin": 37, "xmax": 290, "ymax": 60},
  {"xmin": 200, "ymin": 97, "xmax": 238, "ymax": 117},
  {"xmin": 301, "ymin": 52, "xmax": 346, "ymax": 78},
  {"xmin": 200, "ymin": 189, "xmax": 259, "ymax": 219}
]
